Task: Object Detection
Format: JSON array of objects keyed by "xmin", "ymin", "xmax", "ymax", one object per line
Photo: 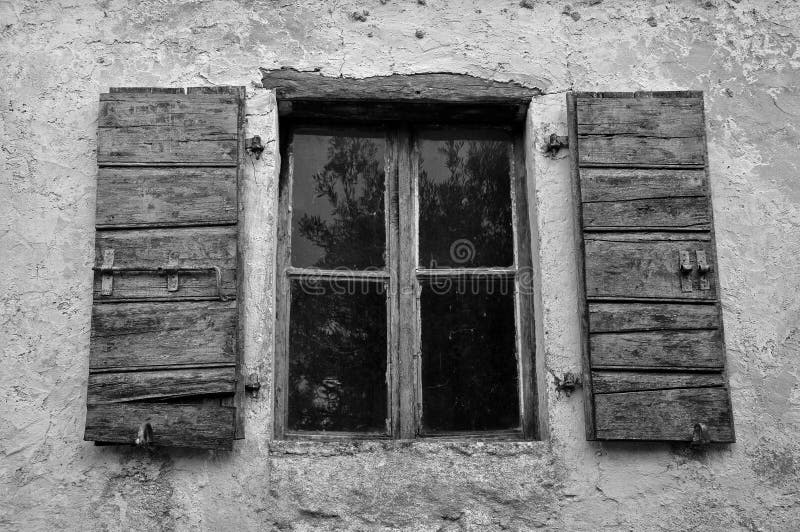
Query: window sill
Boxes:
[{"xmin": 269, "ymin": 434, "xmax": 545, "ymax": 457}]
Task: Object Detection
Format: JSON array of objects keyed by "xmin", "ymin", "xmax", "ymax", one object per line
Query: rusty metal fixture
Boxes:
[
  {"xmin": 244, "ymin": 373, "xmax": 261, "ymax": 392},
  {"xmin": 246, "ymin": 135, "xmax": 265, "ymax": 159},
  {"xmin": 690, "ymin": 423, "xmax": 710, "ymax": 447},
  {"xmin": 554, "ymin": 371, "xmax": 581, "ymax": 396},
  {"xmin": 135, "ymin": 422, "xmax": 153, "ymax": 447},
  {"xmin": 544, "ymin": 133, "xmax": 569, "ymax": 156}
]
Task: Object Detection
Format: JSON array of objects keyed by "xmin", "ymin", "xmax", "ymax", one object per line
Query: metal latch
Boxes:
[
  {"xmin": 100, "ymin": 249, "xmax": 115, "ymax": 296},
  {"xmin": 679, "ymin": 250, "xmax": 694, "ymax": 292},
  {"xmin": 690, "ymin": 423, "xmax": 710, "ymax": 447},
  {"xmin": 544, "ymin": 133, "xmax": 569, "ymax": 156},
  {"xmin": 696, "ymin": 250, "xmax": 711, "ymax": 290}
]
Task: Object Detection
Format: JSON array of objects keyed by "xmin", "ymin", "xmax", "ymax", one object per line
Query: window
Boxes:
[{"xmin": 274, "ymin": 107, "xmax": 536, "ymax": 440}]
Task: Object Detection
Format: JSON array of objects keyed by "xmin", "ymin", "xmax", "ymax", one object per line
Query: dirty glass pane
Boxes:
[
  {"xmin": 291, "ymin": 129, "xmax": 386, "ymax": 269},
  {"xmin": 288, "ymin": 279, "xmax": 387, "ymax": 432},
  {"xmin": 420, "ymin": 277, "xmax": 519, "ymax": 432},
  {"xmin": 418, "ymin": 129, "xmax": 513, "ymax": 268}
]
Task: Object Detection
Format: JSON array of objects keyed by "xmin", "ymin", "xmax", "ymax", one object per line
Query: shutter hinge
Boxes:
[
  {"xmin": 544, "ymin": 133, "xmax": 569, "ymax": 156},
  {"xmin": 246, "ymin": 135, "xmax": 265, "ymax": 159},
  {"xmin": 696, "ymin": 250, "xmax": 711, "ymax": 290},
  {"xmin": 135, "ymin": 422, "xmax": 153, "ymax": 447},
  {"xmin": 244, "ymin": 373, "xmax": 261, "ymax": 392},
  {"xmin": 554, "ymin": 371, "xmax": 582, "ymax": 396},
  {"xmin": 679, "ymin": 250, "xmax": 694, "ymax": 292}
]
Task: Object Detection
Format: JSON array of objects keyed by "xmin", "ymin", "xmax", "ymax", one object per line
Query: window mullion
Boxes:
[{"xmin": 395, "ymin": 125, "xmax": 419, "ymax": 439}]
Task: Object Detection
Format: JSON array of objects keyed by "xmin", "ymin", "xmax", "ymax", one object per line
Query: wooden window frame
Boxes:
[{"xmin": 268, "ymin": 85, "xmax": 539, "ymax": 441}]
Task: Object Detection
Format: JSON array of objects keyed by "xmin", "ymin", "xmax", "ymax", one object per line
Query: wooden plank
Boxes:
[
  {"xmin": 95, "ymin": 167, "xmax": 237, "ymax": 228},
  {"xmin": 272, "ymin": 128, "xmax": 294, "ymax": 439},
  {"xmin": 261, "ymin": 68, "xmax": 545, "ymax": 103},
  {"xmin": 87, "ymin": 367, "xmax": 235, "ymax": 403},
  {"xmin": 90, "ymin": 300, "xmax": 237, "ymax": 369},
  {"xmin": 594, "ymin": 387, "xmax": 734, "ymax": 441},
  {"xmin": 592, "ymin": 371, "xmax": 724, "ymax": 394},
  {"xmin": 93, "ymin": 226, "xmax": 236, "ymax": 300},
  {"xmin": 578, "ymin": 135, "xmax": 705, "ymax": 167},
  {"xmin": 589, "ymin": 302, "xmax": 719, "ymax": 332},
  {"xmin": 580, "ymin": 168, "xmax": 706, "ymax": 202},
  {"xmin": 584, "ymin": 236, "xmax": 717, "ymax": 300},
  {"xmin": 386, "ymin": 128, "xmax": 401, "ymax": 438},
  {"xmin": 84, "ymin": 403, "xmax": 235, "ymax": 449},
  {"xmin": 582, "ymin": 196, "xmax": 709, "ymax": 230},
  {"xmin": 282, "ymin": 100, "xmax": 527, "ymax": 124},
  {"xmin": 567, "ymin": 92, "xmax": 597, "ymax": 440},
  {"xmin": 99, "ymin": 93, "xmax": 239, "ymax": 128},
  {"xmin": 576, "ymin": 96, "xmax": 703, "ymax": 137},
  {"xmin": 590, "ymin": 329, "xmax": 724, "ymax": 368},
  {"xmin": 97, "ymin": 130, "xmax": 237, "ymax": 165},
  {"xmin": 512, "ymin": 132, "xmax": 537, "ymax": 439}
]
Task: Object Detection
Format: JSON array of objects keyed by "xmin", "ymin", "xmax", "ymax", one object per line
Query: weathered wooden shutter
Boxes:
[
  {"xmin": 568, "ymin": 91, "xmax": 735, "ymax": 442},
  {"xmin": 84, "ymin": 87, "xmax": 245, "ymax": 449}
]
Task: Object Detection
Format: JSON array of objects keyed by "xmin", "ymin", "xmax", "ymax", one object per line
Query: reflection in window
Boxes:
[
  {"xmin": 418, "ymin": 129, "xmax": 513, "ymax": 268},
  {"xmin": 288, "ymin": 279, "xmax": 387, "ymax": 432},
  {"xmin": 291, "ymin": 130, "xmax": 386, "ymax": 269}
]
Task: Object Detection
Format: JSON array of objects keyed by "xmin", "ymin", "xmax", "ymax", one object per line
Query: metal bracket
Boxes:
[
  {"xmin": 135, "ymin": 422, "xmax": 153, "ymax": 447},
  {"xmin": 690, "ymin": 423, "xmax": 710, "ymax": 447},
  {"xmin": 244, "ymin": 373, "xmax": 261, "ymax": 392},
  {"xmin": 100, "ymin": 249, "xmax": 115, "ymax": 296},
  {"xmin": 696, "ymin": 250, "xmax": 711, "ymax": 290},
  {"xmin": 246, "ymin": 135, "xmax": 265, "ymax": 159},
  {"xmin": 544, "ymin": 133, "xmax": 569, "ymax": 156},
  {"xmin": 165, "ymin": 257, "xmax": 179, "ymax": 292},
  {"xmin": 554, "ymin": 371, "xmax": 582, "ymax": 396},
  {"xmin": 680, "ymin": 250, "xmax": 694, "ymax": 292}
]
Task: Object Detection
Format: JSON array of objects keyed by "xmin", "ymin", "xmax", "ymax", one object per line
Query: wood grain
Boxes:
[
  {"xmin": 93, "ymin": 226, "xmax": 236, "ymax": 300},
  {"xmin": 578, "ymin": 135, "xmax": 705, "ymax": 167},
  {"xmin": 90, "ymin": 300, "xmax": 236, "ymax": 369},
  {"xmin": 590, "ymin": 329, "xmax": 724, "ymax": 368},
  {"xmin": 582, "ymin": 196, "xmax": 709, "ymax": 230},
  {"xmin": 594, "ymin": 387, "xmax": 734, "ymax": 441},
  {"xmin": 84, "ymin": 403, "xmax": 235, "ymax": 449},
  {"xmin": 584, "ymin": 236, "xmax": 717, "ymax": 299},
  {"xmin": 95, "ymin": 167, "xmax": 237, "ymax": 228},
  {"xmin": 588, "ymin": 302, "xmax": 719, "ymax": 332},
  {"xmin": 576, "ymin": 96, "xmax": 703, "ymax": 137},
  {"xmin": 261, "ymin": 68, "xmax": 544, "ymax": 102},
  {"xmin": 88, "ymin": 367, "xmax": 235, "ymax": 403},
  {"xmin": 592, "ymin": 371, "xmax": 724, "ymax": 394},
  {"xmin": 579, "ymin": 168, "xmax": 706, "ymax": 202}
]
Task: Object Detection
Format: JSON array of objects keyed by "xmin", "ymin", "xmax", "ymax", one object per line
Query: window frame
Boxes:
[{"xmin": 273, "ymin": 102, "xmax": 537, "ymax": 441}]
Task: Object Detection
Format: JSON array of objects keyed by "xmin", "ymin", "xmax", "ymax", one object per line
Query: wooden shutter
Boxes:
[
  {"xmin": 568, "ymin": 91, "xmax": 735, "ymax": 442},
  {"xmin": 84, "ymin": 87, "xmax": 245, "ymax": 450}
]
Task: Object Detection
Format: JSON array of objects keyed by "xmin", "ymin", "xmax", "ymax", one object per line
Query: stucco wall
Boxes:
[{"xmin": 2, "ymin": 0, "xmax": 799, "ymax": 530}]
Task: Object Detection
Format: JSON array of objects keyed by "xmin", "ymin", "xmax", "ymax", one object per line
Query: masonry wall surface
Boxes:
[{"xmin": 2, "ymin": 1, "xmax": 799, "ymax": 530}]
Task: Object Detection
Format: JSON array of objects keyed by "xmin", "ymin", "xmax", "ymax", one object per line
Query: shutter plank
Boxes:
[
  {"xmin": 90, "ymin": 300, "xmax": 236, "ymax": 369},
  {"xmin": 96, "ymin": 167, "xmax": 237, "ymax": 228},
  {"xmin": 592, "ymin": 371, "xmax": 724, "ymax": 394},
  {"xmin": 584, "ymin": 236, "xmax": 717, "ymax": 300},
  {"xmin": 590, "ymin": 329, "xmax": 724, "ymax": 368},
  {"xmin": 580, "ymin": 168, "xmax": 706, "ymax": 202},
  {"xmin": 84, "ymin": 403, "xmax": 235, "ymax": 449},
  {"xmin": 88, "ymin": 367, "xmax": 235, "ymax": 403},
  {"xmin": 576, "ymin": 97, "xmax": 703, "ymax": 137},
  {"xmin": 589, "ymin": 302, "xmax": 719, "ymax": 332},
  {"xmin": 93, "ymin": 226, "xmax": 236, "ymax": 300},
  {"xmin": 582, "ymin": 196, "xmax": 709, "ymax": 230},
  {"xmin": 578, "ymin": 135, "xmax": 705, "ymax": 167},
  {"xmin": 594, "ymin": 387, "xmax": 734, "ymax": 442},
  {"xmin": 98, "ymin": 93, "xmax": 238, "ymax": 165}
]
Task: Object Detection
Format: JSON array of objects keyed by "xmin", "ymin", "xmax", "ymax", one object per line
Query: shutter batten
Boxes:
[
  {"xmin": 568, "ymin": 91, "xmax": 735, "ymax": 443},
  {"xmin": 84, "ymin": 86, "xmax": 245, "ymax": 449}
]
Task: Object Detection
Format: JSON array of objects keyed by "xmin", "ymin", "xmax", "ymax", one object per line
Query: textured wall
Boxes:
[{"xmin": 2, "ymin": 0, "xmax": 799, "ymax": 530}]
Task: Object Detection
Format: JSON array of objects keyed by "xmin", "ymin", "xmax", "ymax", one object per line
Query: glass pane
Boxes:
[
  {"xmin": 418, "ymin": 129, "xmax": 513, "ymax": 268},
  {"xmin": 291, "ymin": 129, "xmax": 386, "ymax": 269},
  {"xmin": 288, "ymin": 279, "xmax": 387, "ymax": 432},
  {"xmin": 420, "ymin": 277, "xmax": 519, "ymax": 432}
]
